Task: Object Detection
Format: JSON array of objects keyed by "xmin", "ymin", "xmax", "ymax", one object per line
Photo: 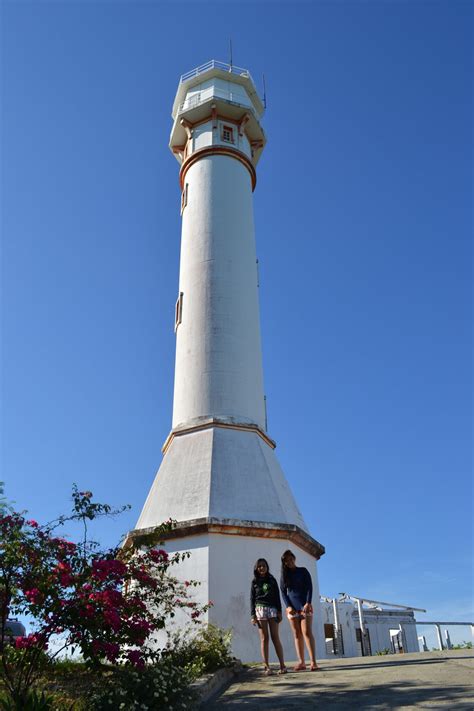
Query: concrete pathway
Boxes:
[{"xmin": 204, "ymin": 650, "xmax": 474, "ymax": 710}]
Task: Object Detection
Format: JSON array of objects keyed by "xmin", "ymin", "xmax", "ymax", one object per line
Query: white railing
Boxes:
[
  {"xmin": 180, "ymin": 59, "xmax": 252, "ymax": 84},
  {"xmin": 178, "ymin": 85, "xmax": 255, "ymax": 115}
]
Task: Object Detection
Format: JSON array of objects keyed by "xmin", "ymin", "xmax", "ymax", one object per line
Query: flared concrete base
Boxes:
[
  {"xmin": 131, "ymin": 423, "xmax": 326, "ymax": 661},
  {"xmin": 135, "ymin": 424, "xmax": 310, "ymax": 532}
]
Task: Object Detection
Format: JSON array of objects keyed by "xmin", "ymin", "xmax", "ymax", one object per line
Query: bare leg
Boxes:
[
  {"xmin": 288, "ymin": 617, "xmax": 305, "ymax": 668},
  {"xmin": 301, "ymin": 616, "xmax": 318, "ymax": 668},
  {"xmin": 257, "ymin": 620, "xmax": 270, "ymax": 669},
  {"xmin": 268, "ymin": 619, "xmax": 286, "ymax": 669}
]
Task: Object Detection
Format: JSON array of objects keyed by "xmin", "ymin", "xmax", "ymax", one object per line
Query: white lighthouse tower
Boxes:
[{"xmin": 130, "ymin": 60, "xmax": 325, "ymax": 661}]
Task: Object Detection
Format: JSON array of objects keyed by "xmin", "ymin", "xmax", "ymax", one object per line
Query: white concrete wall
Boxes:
[
  {"xmin": 173, "ymin": 154, "xmax": 266, "ymax": 430},
  {"xmin": 320, "ymin": 601, "xmax": 420, "ymax": 657},
  {"xmin": 146, "ymin": 535, "xmax": 209, "ymax": 652},
  {"xmin": 156, "ymin": 533, "xmax": 325, "ymax": 663},
  {"xmin": 215, "ymin": 121, "xmax": 251, "ymax": 157},
  {"xmin": 183, "ymin": 79, "xmax": 253, "ymax": 112},
  {"xmin": 403, "ymin": 620, "xmax": 421, "ymax": 652},
  {"xmin": 191, "ymin": 120, "xmax": 251, "ymax": 158},
  {"xmin": 193, "ymin": 122, "xmax": 213, "ymax": 151},
  {"xmin": 320, "ymin": 601, "xmax": 360, "ymax": 657},
  {"xmin": 136, "ymin": 428, "xmax": 308, "ymax": 530},
  {"xmin": 364, "ymin": 614, "xmax": 419, "ymax": 654}
]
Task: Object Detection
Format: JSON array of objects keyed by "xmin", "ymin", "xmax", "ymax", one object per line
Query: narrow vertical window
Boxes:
[
  {"xmin": 221, "ymin": 125, "xmax": 234, "ymax": 143},
  {"xmin": 175, "ymin": 292, "xmax": 183, "ymax": 332},
  {"xmin": 181, "ymin": 183, "xmax": 188, "ymax": 214}
]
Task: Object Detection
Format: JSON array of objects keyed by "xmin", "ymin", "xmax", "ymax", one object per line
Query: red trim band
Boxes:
[{"xmin": 179, "ymin": 146, "xmax": 257, "ymax": 192}]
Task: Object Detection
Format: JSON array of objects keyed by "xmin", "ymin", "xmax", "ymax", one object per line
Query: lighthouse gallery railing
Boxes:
[{"xmin": 179, "ymin": 59, "xmax": 252, "ymax": 84}]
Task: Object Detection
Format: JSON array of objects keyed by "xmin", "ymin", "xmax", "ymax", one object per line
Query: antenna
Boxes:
[
  {"xmin": 262, "ymin": 73, "xmax": 267, "ymax": 109},
  {"xmin": 229, "ymin": 39, "xmax": 233, "ymax": 71}
]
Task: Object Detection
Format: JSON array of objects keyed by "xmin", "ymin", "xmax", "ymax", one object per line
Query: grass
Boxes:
[{"xmin": 0, "ymin": 660, "xmax": 108, "ymax": 710}]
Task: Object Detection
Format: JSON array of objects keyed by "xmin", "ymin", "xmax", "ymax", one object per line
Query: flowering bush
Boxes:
[
  {"xmin": 161, "ymin": 625, "xmax": 234, "ymax": 680},
  {"xmin": 87, "ymin": 657, "xmax": 197, "ymax": 710},
  {"xmin": 0, "ymin": 487, "xmax": 209, "ymax": 707}
]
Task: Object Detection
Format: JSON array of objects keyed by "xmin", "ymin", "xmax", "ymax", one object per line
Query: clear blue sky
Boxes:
[{"xmin": 2, "ymin": 1, "xmax": 472, "ymax": 648}]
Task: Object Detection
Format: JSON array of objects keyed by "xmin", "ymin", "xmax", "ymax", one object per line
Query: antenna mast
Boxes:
[{"xmin": 262, "ymin": 73, "xmax": 267, "ymax": 109}]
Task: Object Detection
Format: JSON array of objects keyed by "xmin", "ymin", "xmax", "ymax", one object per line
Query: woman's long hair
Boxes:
[
  {"xmin": 280, "ymin": 549, "xmax": 296, "ymax": 589},
  {"xmin": 253, "ymin": 558, "xmax": 271, "ymax": 583}
]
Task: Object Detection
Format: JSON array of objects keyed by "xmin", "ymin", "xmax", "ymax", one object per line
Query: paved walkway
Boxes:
[{"xmin": 205, "ymin": 650, "xmax": 474, "ymax": 710}]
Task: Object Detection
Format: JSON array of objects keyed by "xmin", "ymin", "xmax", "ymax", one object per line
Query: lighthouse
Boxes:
[{"xmin": 130, "ymin": 60, "xmax": 325, "ymax": 661}]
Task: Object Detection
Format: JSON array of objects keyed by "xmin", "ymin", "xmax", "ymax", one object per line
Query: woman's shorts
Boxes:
[
  {"xmin": 255, "ymin": 605, "xmax": 279, "ymax": 620},
  {"xmin": 287, "ymin": 608, "xmax": 313, "ymax": 620}
]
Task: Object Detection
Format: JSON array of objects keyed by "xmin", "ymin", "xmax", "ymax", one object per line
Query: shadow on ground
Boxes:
[{"xmin": 204, "ymin": 655, "xmax": 474, "ymax": 710}]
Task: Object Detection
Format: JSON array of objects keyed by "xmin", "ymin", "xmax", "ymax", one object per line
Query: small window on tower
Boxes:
[
  {"xmin": 180, "ymin": 183, "xmax": 188, "ymax": 214},
  {"xmin": 175, "ymin": 292, "xmax": 183, "ymax": 332},
  {"xmin": 222, "ymin": 125, "xmax": 234, "ymax": 143}
]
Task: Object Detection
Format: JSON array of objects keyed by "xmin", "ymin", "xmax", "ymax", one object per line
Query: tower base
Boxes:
[{"xmin": 126, "ymin": 527, "xmax": 326, "ymax": 663}]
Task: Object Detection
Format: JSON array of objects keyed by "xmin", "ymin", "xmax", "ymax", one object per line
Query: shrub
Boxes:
[
  {"xmin": 0, "ymin": 487, "xmax": 210, "ymax": 706},
  {"xmin": 0, "ymin": 690, "xmax": 57, "ymax": 711},
  {"xmin": 88, "ymin": 626, "xmax": 233, "ymax": 709},
  {"xmin": 451, "ymin": 641, "xmax": 473, "ymax": 650},
  {"xmin": 87, "ymin": 658, "xmax": 196, "ymax": 710},
  {"xmin": 162, "ymin": 625, "xmax": 234, "ymax": 680}
]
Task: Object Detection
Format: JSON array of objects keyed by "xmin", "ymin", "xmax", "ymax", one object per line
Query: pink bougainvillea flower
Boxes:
[
  {"xmin": 149, "ymin": 548, "xmax": 168, "ymax": 563},
  {"xmin": 52, "ymin": 538, "xmax": 76, "ymax": 553},
  {"xmin": 104, "ymin": 609, "xmax": 121, "ymax": 632},
  {"xmin": 127, "ymin": 649, "xmax": 144, "ymax": 667},
  {"xmin": 15, "ymin": 634, "xmax": 47, "ymax": 650},
  {"xmin": 54, "ymin": 562, "xmax": 74, "ymax": 587},
  {"xmin": 129, "ymin": 619, "xmax": 153, "ymax": 633},
  {"xmin": 102, "ymin": 641, "xmax": 120, "ymax": 662},
  {"xmin": 128, "ymin": 595, "xmax": 146, "ymax": 611},
  {"xmin": 101, "ymin": 588, "xmax": 124, "ymax": 607},
  {"xmin": 56, "ymin": 562, "xmax": 72, "ymax": 573},
  {"xmin": 91, "ymin": 558, "xmax": 127, "ymax": 581},
  {"xmin": 24, "ymin": 588, "xmax": 42, "ymax": 604}
]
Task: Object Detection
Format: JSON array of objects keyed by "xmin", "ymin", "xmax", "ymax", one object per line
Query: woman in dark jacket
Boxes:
[
  {"xmin": 250, "ymin": 558, "xmax": 287, "ymax": 675},
  {"xmin": 280, "ymin": 549, "xmax": 319, "ymax": 671}
]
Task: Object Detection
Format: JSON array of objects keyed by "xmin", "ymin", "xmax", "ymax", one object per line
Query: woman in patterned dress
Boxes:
[{"xmin": 250, "ymin": 558, "xmax": 287, "ymax": 675}]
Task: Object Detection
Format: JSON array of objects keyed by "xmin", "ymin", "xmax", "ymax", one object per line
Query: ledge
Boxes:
[
  {"xmin": 125, "ymin": 517, "xmax": 325, "ymax": 560},
  {"xmin": 190, "ymin": 660, "xmax": 242, "ymax": 707},
  {"xmin": 162, "ymin": 417, "xmax": 276, "ymax": 454}
]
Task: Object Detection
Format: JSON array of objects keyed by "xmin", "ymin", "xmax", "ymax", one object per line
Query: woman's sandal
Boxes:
[
  {"xmin": 310, "ymin": 664, "xmax": 320, "ymax": 671},
  {"xmin": 277, "ymin": 667, "xmax": 288, "ymax": 675},
  {"xmin": 293, "ymin": 663, "xmax": 307, "ymax": 672},
  {"xmin": 264, "ymin": 667, "xmax": 274, "ymax": 676}
]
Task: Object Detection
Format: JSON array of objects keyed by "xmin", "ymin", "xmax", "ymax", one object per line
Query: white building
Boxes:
[
  {"xmin": 320, "ymin": 595, "xmax": 421, "ymax": 657},
  {"xmin": 127, "ymin": 60, "xmax": 326, "ymax": 662}
]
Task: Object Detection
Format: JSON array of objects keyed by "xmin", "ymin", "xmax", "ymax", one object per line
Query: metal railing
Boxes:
[
  {"xmin": 178, "ymin": 86, "xmax": 255, "ymax": 115},
  {"xmin": 180, "ymin": 59, "xmax": 252, "ymax": 84}
]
